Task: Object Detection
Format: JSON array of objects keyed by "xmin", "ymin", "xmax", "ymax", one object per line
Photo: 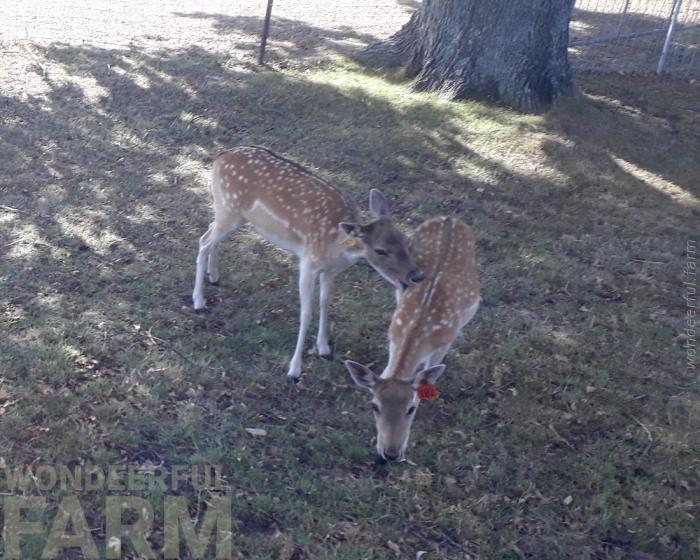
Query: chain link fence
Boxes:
[
  {"xmin": 571, "ymin": 0, "xmax": 700, "ymax": 76},
  {"xmin": 1, "ymin": 0, "xmax": 698, "ymax": 78}
]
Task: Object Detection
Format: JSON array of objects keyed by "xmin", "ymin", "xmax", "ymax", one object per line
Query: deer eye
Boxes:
[
  {"xmin": 371, "ymin": 403, "xmax": 380, "ymax": 414},
  {"xmin": 374, "ymin": 248, "xmax": 388, "ymax": 256},
  {"xmin": 407, "ymin": 406, "xmax": 417, "ymax": 416}
]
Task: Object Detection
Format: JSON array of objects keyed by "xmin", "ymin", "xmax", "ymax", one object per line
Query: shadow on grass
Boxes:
[{"xmin": 1, "ymin": 29, "xmax": 698, "ymax": 559}]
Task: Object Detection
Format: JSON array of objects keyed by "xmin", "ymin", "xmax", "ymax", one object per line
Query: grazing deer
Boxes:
[
  {"xmin": 192, "ymin": 146, "xmax": 425, "ymax": 380},
  {"xmin": 344, "ymin": 216, "xmax": 480, "ymax": 461}
]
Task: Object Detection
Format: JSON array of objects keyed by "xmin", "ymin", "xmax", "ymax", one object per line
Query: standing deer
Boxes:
[
  {"xmin": 344, "ymin": 216, "xmax": 480, "ymax": 461},
  {"xmin": 192, "ymin": 146, "xmax": 425, "ymax": 380}
]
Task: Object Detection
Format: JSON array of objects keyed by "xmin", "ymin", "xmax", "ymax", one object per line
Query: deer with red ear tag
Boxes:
[
  {"xmin": 193, "ymin": 146, "xmax": 424, "ymax": 381},
  {"xmin": 345, "ymin": 216, "xmax": 480, "ymax": 461}
]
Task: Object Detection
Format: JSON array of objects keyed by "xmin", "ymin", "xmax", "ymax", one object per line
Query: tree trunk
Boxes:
[{"xmin": 358, "ymin": 0, "xmax": 575, "ymax": 113}]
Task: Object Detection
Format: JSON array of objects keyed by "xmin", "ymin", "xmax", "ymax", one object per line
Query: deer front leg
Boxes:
[
  {"xmin": 380, "ymin": 339, "xmax": 397, "ymax": 378},
  {"xmin": 207, "ymin": 242, "xmax": 222, "ymax": 284},
  {"xmin": 287, "ymin": 261, "xmax": 317, "ymax": 381},
  {"xmin": 193, "ymin": 223, "xmax": 215, "ymax": 310},
  {"xmin": 427, "ymin": 345, "xmax": 451, "ymax": 368},
  {"xmin": 316, "ymin": 270, "xmax": 339, "ymax": 359},
  {"xmin": 193, "ymin": 215, "xmax": 244, "ymax": 308}
]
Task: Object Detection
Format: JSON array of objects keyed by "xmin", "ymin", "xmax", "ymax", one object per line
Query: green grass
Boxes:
[{"xmin": 1, "ymin": 43, "xmax": 699, "ymax": 559}]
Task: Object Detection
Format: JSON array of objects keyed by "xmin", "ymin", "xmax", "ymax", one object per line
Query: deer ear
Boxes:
[
  {"xmin": 344, "ymin": 360, "xmax": 377, "ymax": 391},
  {"xmin": 369, "ymin": 189, "xmax": 391, "ymax": 218},
  {"xmin": 412, "ymin": 364, "xmax": 445, "ymax": 389}
]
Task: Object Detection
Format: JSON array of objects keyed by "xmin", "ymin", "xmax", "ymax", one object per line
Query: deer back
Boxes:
[{"xmin": 213, "ymin": 146, "xmax": 360, "ymax": 255}]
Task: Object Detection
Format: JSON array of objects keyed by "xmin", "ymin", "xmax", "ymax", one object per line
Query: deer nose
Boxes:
[
  {"xmin": 383, "ymin": 451, "xmax": 400, "ymax": 462},
  {"xmin": 408, "ymin": 270, "xmax": 426, "ymax": 285}
]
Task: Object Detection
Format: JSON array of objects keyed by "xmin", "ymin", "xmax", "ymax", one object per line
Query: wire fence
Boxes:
[
  {"xmin": 1, "ymin": 0, "xmax": 698, "ymax": 78},
  {"xmin": 570, "ymin": 0, "xmax": 700, "ymax": 76}
]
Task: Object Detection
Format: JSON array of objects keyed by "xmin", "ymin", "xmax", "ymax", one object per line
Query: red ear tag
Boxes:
[{"xmin": 417, "ymin": 383, "xmax": 438, "ymax": 401}]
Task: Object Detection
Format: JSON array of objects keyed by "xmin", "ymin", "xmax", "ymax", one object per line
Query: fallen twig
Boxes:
[
  {"xmin": 631, "ymin": 258, "xmax": 667, "ymax": 265},
  {"xmin": 548, "ymin": 422, "xmax": 575, "ymax": 450},
  {"xmin": 139, "ymin": 326, "xmax": 224, "ymax": 374},
  {"xmin": 2, "ymin": 237, "xmax": 27, "ymax": 250},
  {"xmin": 631, "ymin": 415, "xmax": 654, "ymax": 456},
  {"xmin": 19, "ymin": 42, "xmax": 47, "ymax": 76}
]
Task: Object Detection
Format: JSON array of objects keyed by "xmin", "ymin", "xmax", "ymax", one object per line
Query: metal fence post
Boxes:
[
  {"xmin": 656, "ymin": 0, "xmax": 683, "ymax": 75},
  {"xmin": 258, "ymin": 0, "xmax": 274, "ymax": 65},
  {"xmin": 615, "ymin": 0, "xmax": 631, "ymax": 43}
]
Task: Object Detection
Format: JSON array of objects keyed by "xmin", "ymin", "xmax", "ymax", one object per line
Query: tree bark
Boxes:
[{"xmin": 358, "ymin": 0, "xmax": 575, "ymax": 113}]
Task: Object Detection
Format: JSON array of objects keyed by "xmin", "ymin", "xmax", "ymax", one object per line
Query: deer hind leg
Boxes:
[
  {"xmin": 207, "ymin": 214, "xmax": 244, "ymax": 284},
  {"xmin": 287, "ymin": 260, "xmax": 318, "ymax": 381},
  {"xmin": 316, "ymin": 270, "xmax": 339, "ymax": 359},
  {"xmin": 192, "ymin": 213, "xmax": 244, "ymax": 310}
]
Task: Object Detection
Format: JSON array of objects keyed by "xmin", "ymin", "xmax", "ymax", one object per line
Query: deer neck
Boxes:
[
  {"xmin": 382, "ymin": 338, "xmax": 426, "ymax": 382},
  {"xmin": 381, "ymin": 287, "xmax": 435, "ymax": 382},
  {"xmin": 381, "ymin": 218, "xmax": 455, "ymax": 381}
]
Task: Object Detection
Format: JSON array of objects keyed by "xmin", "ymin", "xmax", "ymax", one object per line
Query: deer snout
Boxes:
[
  {"xmin": 383, "ymin": 450, "xmax": 401, "ymax": 462},
  {"xmin": 407, "ymin": 270, "xmax": 426, "ymax": 285}
]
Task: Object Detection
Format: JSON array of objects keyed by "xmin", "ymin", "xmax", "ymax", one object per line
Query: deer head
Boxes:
[
  {"xmin": 340, "ymin": 189, "xmax": 425, "ymax": 290},
  {"xmin": 344, "ymin": 360, "xmax": 445, "ymax": 461}
]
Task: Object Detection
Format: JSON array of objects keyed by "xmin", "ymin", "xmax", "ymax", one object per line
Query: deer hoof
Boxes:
[
  {"xmin": 319, "ymin": 352, "xmax": 334, "ymax": 361},
  {"xmin": 286, "ymin": 375, "xmax": 300, "ymax": 385}
]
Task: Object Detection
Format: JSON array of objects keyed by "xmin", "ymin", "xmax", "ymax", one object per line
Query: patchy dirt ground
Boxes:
[
  {"xmin": 3, "ymin": 0, "xmax": 698, "ymax": 77},
  {"xmin": 1, "ymin": 0, "xmax": 415, "ymax": 57},
  {"xmin": 1, "ymin": 2, "xmax": 699, "ymax": 559}
]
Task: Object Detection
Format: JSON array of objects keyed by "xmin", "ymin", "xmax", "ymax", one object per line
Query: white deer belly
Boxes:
[{"xmin": 245, "ymin": 201, "xmax": 304, "ymax": 257}]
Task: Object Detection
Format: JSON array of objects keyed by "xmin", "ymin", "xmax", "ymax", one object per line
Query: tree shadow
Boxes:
[
  {"xmin": 2, "ymin": 37, "xmax": 696, "ymax": 384},
  {"xmin": 548, "ymin": 73, "xmax": 699, "ymax": 198},
  {"xmin": 173, "ymin": 10, "xmax": 411, "ymax": 63},
  {"xmin": 0, "ymin": 40, "xmax": 501, "ymax": 455}
]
